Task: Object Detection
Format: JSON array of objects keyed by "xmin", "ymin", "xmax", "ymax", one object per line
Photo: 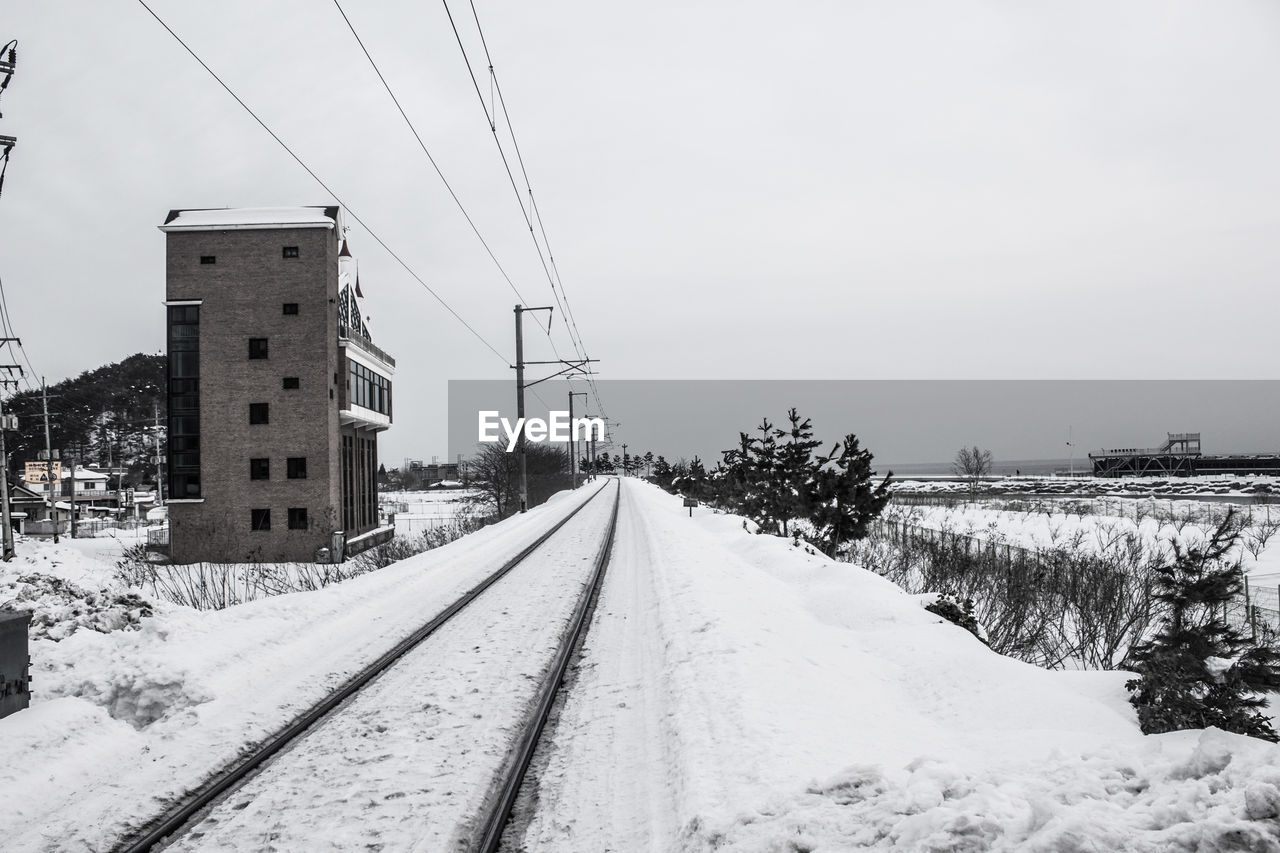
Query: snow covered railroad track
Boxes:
[{"xmin": 114, "ymin": 480, "xmax": 619, "ymax": 853}]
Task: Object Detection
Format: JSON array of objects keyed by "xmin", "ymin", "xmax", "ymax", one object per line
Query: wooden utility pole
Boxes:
[{"xmin": 42, "ymin": 379, "xmax": 57, "ymax": 543}]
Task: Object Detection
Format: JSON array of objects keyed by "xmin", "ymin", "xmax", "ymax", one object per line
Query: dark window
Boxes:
[
  {"xmin": 200, "ymin": 255, "xmax": 216, "ymax": 265},
  {"xmin": 249, "ymin": 403, "xmax": 269, "ymax": 424},
  {"xmin": 250, "ymin": 458, "xmax": 270, "ymax": 480},
  {"xmin": 282, "ymin": 303, "xmax": 299, "ymax": 315},
  {"xmin": 248, "ymin": 338, "xmax": 269, "ymax": 359},
  {"xmin": 251, "ymin": 508, "xmax": 271, "ymax": 531},
  {"xmin": 287, "ymin": 457, "xmax": 307, "ymax": 479},
  {"xmin": 282, "ymin": 246, "xmax": 299, "ymax": 259},
  {"xmin": 347, "ymin": 362, "xmax": 392, "ymax": 416},
  {"xmin": 288, "ymin": 507, "xmax": 308, "ymax": 529},
  {"xmin": 167, "ymin": 304, "xmax": 201, "ymax": 498},
  {"xmin": 282, "ymin": 377, "xmax": 300, "ymax": 390}
]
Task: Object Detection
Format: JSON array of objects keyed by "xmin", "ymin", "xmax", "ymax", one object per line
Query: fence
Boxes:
[
  {"xmin": 868, "ymin": 518, "xmax": 1280, "ymax": 640},
  {"xmin": 890, "ymin": 493, "xmax": 1277, "ymax": 528},
  {"xmin": 70, "ymin": 518, "xmax": 163, "ymax": 537}
]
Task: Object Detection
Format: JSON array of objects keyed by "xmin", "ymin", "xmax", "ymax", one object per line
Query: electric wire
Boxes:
[
  {"xmin": 443, "ymin": 0, "xmax": 608, "ymax": 421},
  {"xmin": 331, "ymin": 0, "xmax": 530, "ymax": 308},
  {"xmin": 329, "ymin": 0, "xmax": 568, "ymax": 375},
  {"xmin": 134, "ymin": 0, "xmax": 510, "ymax": 366}
]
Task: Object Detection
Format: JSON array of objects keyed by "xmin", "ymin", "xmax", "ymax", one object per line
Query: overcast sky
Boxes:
[{"xmin": 1, "ymin": 1, "xmax": 1278, "ymax": 465}]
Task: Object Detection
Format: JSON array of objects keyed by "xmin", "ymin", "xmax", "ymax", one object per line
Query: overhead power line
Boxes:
[
  {"xmin": 134, "ymin": 0, "xmax": 510, "ymax": 366},
  {"xmin": 331, "ymin": 0, "xmax": 528, "ymax": 307},
  {"xmin": 441, "ymin": 0, "xmax": 609, "ymax": 420},
  {"xmin": 329, "ymin": 0, "xmax": 567, "ymax": 369}
]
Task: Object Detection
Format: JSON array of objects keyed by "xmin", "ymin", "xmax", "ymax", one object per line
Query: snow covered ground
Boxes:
[
  {"xmin": 884, "ymin": 501, "xmax": 1280, "ymax": 587},
  {"xmin": 2, "ymin": 479, "xmax": 1278, "ymax": 851},
  {"xmin": 382, "ymin": 488, "xmax": 477, "ymax": 536},
  {"xmin": 522, "ymin": 481, "xmax": 1280, "ymax": 851},
  {"xmin": 0, "ymin": 488, "xmax": 602, "ymax": 851}
]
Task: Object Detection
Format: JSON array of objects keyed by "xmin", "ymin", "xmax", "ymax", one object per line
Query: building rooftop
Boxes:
[{"xmin": 160, "ymin": 206, "xmax": 339, "ymax": 232}]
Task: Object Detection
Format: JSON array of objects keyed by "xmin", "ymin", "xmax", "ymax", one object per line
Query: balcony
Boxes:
[{"xmin": 339, "ymin": 324, "xmax": 395, "ymax": 370}]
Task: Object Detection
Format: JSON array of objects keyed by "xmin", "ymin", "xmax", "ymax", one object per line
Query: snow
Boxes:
[
  {"xmin": 0, "ymin": 489, "xmax": 600, "ymax": 851},
  {"xmin": 520, "ymin": 480, "xmax": 1280, "ymax": 851},
  {"xmin": 159, "ymin": 206, "xmax": 336, "ymax": 231},
  {"xmin": 1, "ymin": 479, "xmax": 1277, "ymax": 851}
]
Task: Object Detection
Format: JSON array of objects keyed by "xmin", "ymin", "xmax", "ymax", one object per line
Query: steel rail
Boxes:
[
  {"xmin": 114, "ymin": 481, "xmax": 611, "ymax": 853},
  {"xmin": 475, "ymin": 478, "xmax": 622, "ymax": 852}
]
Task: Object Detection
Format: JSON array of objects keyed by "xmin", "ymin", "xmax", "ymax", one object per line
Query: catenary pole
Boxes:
[{"xmin": 514, "ymin": 304, "xmax": 527, "ymax": 513}]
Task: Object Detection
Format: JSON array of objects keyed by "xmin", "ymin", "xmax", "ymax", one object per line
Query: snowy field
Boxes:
[
  {"xmin": 1, "ymin": 480, "xmax": 1278, "ymax": 851},
  {"xmin": 381, "ymin": 488, "xmax": 477, "ymax": 535},
  {"xmin": 884, "ymin": 500, "xmax": 1280, "ymax": 581},
  {"xmin": 894, "ymin": 474, "xmax": 1279, "ymax": 499}
]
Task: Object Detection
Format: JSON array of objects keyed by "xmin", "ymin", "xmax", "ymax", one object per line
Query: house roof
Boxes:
[{"xmin": 160, "ymin": 206, "xmax": 339, "ymax": 232}]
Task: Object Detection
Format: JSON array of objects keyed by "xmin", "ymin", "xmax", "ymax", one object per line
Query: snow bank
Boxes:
[
  {"xmin": 681, "ymin": 729, "xmax": 1280, "ymax": 852},
  {"xmin": 526, "ymin": 481, "xmax": 1280, "ymax": 851}
]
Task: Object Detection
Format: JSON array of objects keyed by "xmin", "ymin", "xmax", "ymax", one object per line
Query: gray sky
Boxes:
[
  {"xmin": 448, "ymin": 380, "xmax": 1280, "ymax": 468},
  {"xmin": 1, "ymin": 1, "xmax": 1278, "ymax": 464}
]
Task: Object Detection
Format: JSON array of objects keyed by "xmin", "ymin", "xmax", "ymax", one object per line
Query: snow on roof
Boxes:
[
  {"xmin": 60, "ymin": 468, "xmax": 108, "ymax": 480},
  {"xmin": 160, "ymin": 206, "xmax": 338, "ymax": 232}
]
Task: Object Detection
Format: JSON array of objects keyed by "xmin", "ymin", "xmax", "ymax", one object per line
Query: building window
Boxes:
[
  {"xmin": 249, "ymin": 403, "xmax": 269, "ymax": 424},
  {"xmin": 288, "ymin": 507, "xmax": 308, "ymax": 529},
  {"xmin": 249, "ymin": 338, "xmax": 269, "ymax": 359},
  {"xmin": 167, "ymin": 304, "xmax": 201, "ymax": 498},
  {"xmin": 282, "ymin": 246, "xmax": 299, "ymax": 259},
  {"xmin": 251, "ymin": 508, "xmax": 271, "ymax": 531},
  {"xmin": 282, "ymin": 303, "xmax": 299, "ymax": 315},
  {"xmin": 287, "ymin": 457, "xmax": 307, "ymax": 479},
  {"xmin": 250, "ymin": 458, "xmax": 270, "ymax": 480},
  {"xmin": 348, "ymin": 361, "xmax": 392, "ymax": 416},
  {"xmin": 200, "ymin": 255, "xmax": 216, "ymax": 265},
  {"xmin": 283, "ymin": 377, "xmax": 300, "ymax": 389}
]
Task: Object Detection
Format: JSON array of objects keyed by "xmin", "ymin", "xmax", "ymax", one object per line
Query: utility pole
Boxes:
[
  {"xmin": 42, "ymin": 379, "xmax": 57, "ymax": 543},
  {"xmin": 622, "ymin": 443, "xmax": 629, "ymax": 478},
  {"xmin": 67, "ymin": 449, "xmax": 77, "ymax": 539},
  {"xmin": 568, "ymin": 390, "xmax": 587, "ymax": 489},
  {"xmin": 583, "ymin": 413, "xmax": 599, "ymax": 482},
  {"xmin": 514, "ymin": 305, "xmax": 528, "ymax": 513},
  {"xmin": 153, "ymin": 402, "xmax": 163, "ymax": 507},
  {"xmin": 0, "ymin": 39, "xmax": 17, "ymax": 200},
  {"xmin": 0, "ymin": 362, "xmax": 20, "ymax": 559},
  {"xmin": 512, "ymin": 304, "xmax": 598, "ymax": 511},
  {"xmin": 0, "ymin": 394, "xmax": 13, "ymax": 559}
]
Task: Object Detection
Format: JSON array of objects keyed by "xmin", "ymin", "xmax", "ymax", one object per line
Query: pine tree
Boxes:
[
  {"xmin": 773, "ymin": 408, "xmax": 822, "ymax": 536},
  {"xmin": 1125, "ymin": 511, "xmax": 1280, "ymax": 742},
  {"xmin": 808, "ymin": 434, "xmax": 892, "ymax": 557}
]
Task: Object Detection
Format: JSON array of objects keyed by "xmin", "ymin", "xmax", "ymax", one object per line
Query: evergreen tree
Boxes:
[
  {"xmin": 1125, "ymin": 511, "xmax": 1280, "ymax": 742},
  {"xmin": 808, "ymin": 434, "xmax": 892, "ymax": 557},
  {"xmin": 773, "ymin": 408, "xmax": 822, "ymax": 536},
  {"xmin": 651, "ymin": 455, "xmax": 673, "ymax": 488}
]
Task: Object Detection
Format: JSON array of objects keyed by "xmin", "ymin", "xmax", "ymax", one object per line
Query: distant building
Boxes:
[{"xmin": 160, "ymin": 206, "xmax": 395, "ymax": 562}]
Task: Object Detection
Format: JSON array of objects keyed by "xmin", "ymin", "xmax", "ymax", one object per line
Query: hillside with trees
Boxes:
[{"xmin": 4, "ymin": 353, "xmax": 165, "ymax": 487}]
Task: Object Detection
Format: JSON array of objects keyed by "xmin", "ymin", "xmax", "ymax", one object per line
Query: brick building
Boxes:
[{"xmin": 160, "ymin": 206, "xmax": 395, "ymax": 563}]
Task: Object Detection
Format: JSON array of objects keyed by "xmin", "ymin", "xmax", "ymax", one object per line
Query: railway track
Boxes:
[{"xmin": 112, "ymin": 479, "xmax": 620, "ymax": 853}]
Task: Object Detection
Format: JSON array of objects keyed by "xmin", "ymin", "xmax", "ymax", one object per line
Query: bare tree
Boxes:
[{"xmin": 953, "ymin": 446, "xmax": 993, "ymax": 498}]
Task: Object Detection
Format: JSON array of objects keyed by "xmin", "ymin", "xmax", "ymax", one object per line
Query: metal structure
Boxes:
[
  {"xmin": 1090, "ymin": 432, "xmax": 1201, "ymax": 477},
  {"xmin": 0, "ymin": 610, "xmax": 31, "ymax": 719},
  {"xmin": 1090, "ymin": 432, "xmax": 1280, "ymax": 478}
]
